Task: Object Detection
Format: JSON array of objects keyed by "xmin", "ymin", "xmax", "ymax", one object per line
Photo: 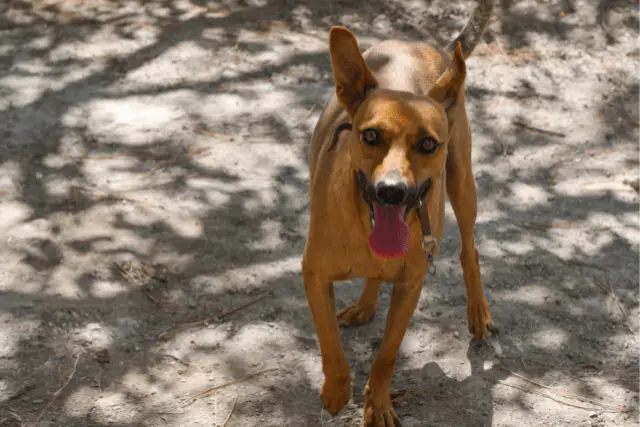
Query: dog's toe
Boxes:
[
  {"xmin": 467, "ymin": 297, "xmax": 493, "ymax": 340},
  {"xmin": 320, "ymin": 375, "xmax": 351, "ymax": 415}
]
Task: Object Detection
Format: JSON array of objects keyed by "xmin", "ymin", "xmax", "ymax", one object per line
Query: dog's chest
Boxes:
[{"xmin": 327, "ymin": 225, "xmax": 424, "ymax": 283}]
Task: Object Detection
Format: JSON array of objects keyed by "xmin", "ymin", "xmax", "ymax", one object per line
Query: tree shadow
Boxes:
[{"xmin": 1, "ymin": 0, "xmax": 638, "ymax": 426}]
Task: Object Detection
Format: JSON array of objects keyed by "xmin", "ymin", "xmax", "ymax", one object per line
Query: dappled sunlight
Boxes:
[
  {"xmin": 89, "ymin": 279, "xmax": 130, "ymax": 299},
  {"xmin": 530, "ymin": 328, "xmax": 569, "ymax": 350},
  {"xmin": 82, "ymin": 98, "xmax": 185, "ymax": 145},
  {"xmin": 507, "ymin": 182, "xmax": 553, "ymax": 209},
  {"xmin": 72, "ymin": 322, "xmax": 115, "ymax": 351},
  {"xmin": 0, "ymin": 0, "xmax": 637, "ymax": 426},
  {"xmin": 190, "ymin": 255, "xmax": 303, "ymax": 293}
]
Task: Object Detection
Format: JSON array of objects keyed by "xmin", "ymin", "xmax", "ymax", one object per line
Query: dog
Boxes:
[{"xmin": 302, "ymin": 0, "xmax": 495, "ymax": 425}]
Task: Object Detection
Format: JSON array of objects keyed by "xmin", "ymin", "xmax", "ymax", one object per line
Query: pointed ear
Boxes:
[
  {"xmin": 329, "ymin": 26, "xmax": 378, "ymax": 118},
  {"xmin": 427, "ymin": 42, "xmax": 467, "ymax": 117}
]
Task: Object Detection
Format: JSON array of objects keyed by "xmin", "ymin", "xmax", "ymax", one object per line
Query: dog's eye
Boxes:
[
  {"xmin": 417, "ymin": 137, "xmax": 439, "ymax": 154},
  {"xmin": 361, "ymin": 128, "xmax": 381, "ymax": 146}
]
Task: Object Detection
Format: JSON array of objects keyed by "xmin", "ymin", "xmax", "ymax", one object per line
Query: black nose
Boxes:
[{"xmin": 375, "ymin": 181, "xmax": 408, "ymax": 205}]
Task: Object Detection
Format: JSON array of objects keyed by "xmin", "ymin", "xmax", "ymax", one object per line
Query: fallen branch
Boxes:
[
  {"xmin": 391, "ymin": 389, "xmax": 468, "ymax": 403},
  {"xmin": 512, "ymin": 119, "xmax": 566, "ymax": 138},
  {"xmin": 605, "ymin": 280, "xmax": 635, "ymax": 334},
  {"xmin": 158, "ymin": 292, "xmax": 271, "ymax": 340},
  {"xmin": 623, "ymin": 178, "xmax": 639, "ymax": 193},
  {"xmin": 590, "ymin": 279, "xmax": 635, "ymax": 334},
  {"xmin": 293, "ymin": 104, "xmax": 316, "ymax": 127},
  {"xmin": 222, "ymin": 394, "xmax": 238, "ymax": 426},
  {"xmin": 181, "ymin": 368, "xmax": 279, "ymax": 408},
  {"xmin": 565, "ymin": 259, "xmax": 610, "ymax": 272},
  {"xmin": 35, "ymin": 353, "xmax": 81, "ymax": 423},
  {"xmin": 488, "ymin": 377, "xmax": 619, "ymax": 412},
  {"xmin": 495, "ymin": 366, "xmax": 629, "ymax": 413}
]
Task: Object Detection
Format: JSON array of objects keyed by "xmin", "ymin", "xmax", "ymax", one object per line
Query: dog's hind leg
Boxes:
[
  {"xmin": 337, "ymin": 278, "xmax": 383, "ymax": 327},
  {"xmin": 446, "ymin": 126, "xmax": 494, "ymax": 340}
]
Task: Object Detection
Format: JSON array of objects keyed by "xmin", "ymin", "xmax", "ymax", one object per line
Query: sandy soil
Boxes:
[{"xmin": 0, "ymin": 0, "xmax": 638, "ymax": 426}]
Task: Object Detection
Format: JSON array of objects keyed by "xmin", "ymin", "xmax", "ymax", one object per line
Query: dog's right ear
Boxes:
[{"xmin": 329, "ymin": 26, "xmax": 378, "ymax": 118}]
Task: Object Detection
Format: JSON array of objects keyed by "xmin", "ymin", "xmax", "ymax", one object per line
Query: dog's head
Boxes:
[{"xmin": 328, "ymin": 26, "xmax": 467, "ymax": 259}]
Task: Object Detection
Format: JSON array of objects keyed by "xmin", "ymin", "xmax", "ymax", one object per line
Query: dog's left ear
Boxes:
[
  {"xmin": 329, "ymin": 26, "xmax": 378, "ymax": 118},
  {"xmin": 427, "ymin": 42, "xmax": 467, "ymax": 120}
]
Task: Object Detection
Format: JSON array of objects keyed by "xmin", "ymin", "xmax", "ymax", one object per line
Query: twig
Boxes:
[
  {"xmin": 488, "ymin": 378, "xmax": 621, "ymax": 412},
  {"xmin": 391, "ymin": 389, "xmax": 468, "ymax": 403},
  {"xmin": 497, "ymin": 366, "xmax": 627, "ymax": 412},
  {"xmin": 605, "ymin": 280, "xmax": 635, "ymax": 334},
  {"xmin": 294, "ymin": 104, "xmax": 316, "ymax": 127},
  {"xmin": 164, "ymin": 352, "xmax": 190, "ymax": 366},
  {"xmin": 565, "ymin": 259, "xmax": 610, "ymax": 272},
  {"xmin": 96, "ymin": 368, "xmax": 103, "ymax": 392},
  {"xmin": 181, "ymin": 368, "xmax": 279, "ymax": 408},
  {"xmin": 591, "ymin": 278, "xmax": 635, "ymax": 334},
  {"xmin": 35, "ymin": 353, "xmax": 81, "ymax": 422},
  {"xmin": 144, "ymin": 289, "xmax": 160, "ymax": 304},
  {"xmin": 512, "ymin": 120, "xmax": 566, "ymax": 138},
  {"xmin": 8, "ymin": 411, "xmax": 22, "ymax": 422},
  {"xmin": 190, "ymin": 292, "xmax": 271, "ymax": 325},
  {"xmin": 222, "ymin": 394, "xmax": 238, "ymax": 426},
  {"xmin": 158, "ymin": 292, "xmax": 271, "ymax": 340},
  {"xmin": 623, "ymin": 178, "xmax": 640, "ymax": 193}
]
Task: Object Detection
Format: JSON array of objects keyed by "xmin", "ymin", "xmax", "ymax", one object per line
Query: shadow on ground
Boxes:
[{"xmin": 0, "ymin": 0, "xmax": 638, "ymax": 426}]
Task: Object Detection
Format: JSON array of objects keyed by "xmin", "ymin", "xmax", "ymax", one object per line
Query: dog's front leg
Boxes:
[
  {"xmin": 364, "ymin": 273, "xmax": 424, "ymax": 427},
  {"xmin": 303, "ymin": 267, "xmax": 351, "ymax": 415},
  {"xmin": 446, "ymin": 146, "xmax": 494, "ymax": 340}
]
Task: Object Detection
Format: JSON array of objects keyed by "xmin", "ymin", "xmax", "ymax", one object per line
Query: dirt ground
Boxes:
[{"xmin": 0, "ymin": 0, "xmax": 638, "ymax": 426}]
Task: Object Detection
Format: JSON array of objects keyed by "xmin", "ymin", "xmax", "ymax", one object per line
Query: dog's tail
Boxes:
[{"xmin": 445, "ymin": 0, "xmax": 493, "ymax": 59}]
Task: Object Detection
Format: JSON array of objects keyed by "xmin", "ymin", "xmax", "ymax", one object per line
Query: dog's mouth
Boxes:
[{"xmin": 356, "ymin": 170, "xmax": 431, "ymax": 259}]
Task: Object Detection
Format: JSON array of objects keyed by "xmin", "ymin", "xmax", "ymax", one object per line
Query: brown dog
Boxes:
[{"xmin": 302, "ymin": 1, "xmax": 495, "ymax": 425}]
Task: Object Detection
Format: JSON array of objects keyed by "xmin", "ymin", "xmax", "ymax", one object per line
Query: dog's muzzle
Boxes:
[
  {"xmin": 356, "ymin": 169, "xmax": 431, "ymax": 222},
  {"xmin": 356, "ymin": 169, "xmax": 438, "ymax": 272}
]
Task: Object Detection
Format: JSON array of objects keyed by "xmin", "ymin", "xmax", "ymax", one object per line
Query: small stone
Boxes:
[
  {"xmin": 32, "ymin": 398, "xmax": 44, "ymax": 404},
  {"xmin": 453, "ymin": 331, "xmax": 460, "ymax": 339}
]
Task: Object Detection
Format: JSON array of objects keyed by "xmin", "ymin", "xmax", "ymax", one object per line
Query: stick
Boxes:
[
  {"xmin": 181, "ymin": 368, "xmax": 279, "ymax": 408},
  {"xmin": 623, "ymin": 179, "xmax": 639, "ymax": 193},
  {"xmin": 512, "ymin": 120, "xmax": 566, "ymax": 138},
  {"xmin": 591, "ymin": 279, "xmax": 635, "ymax": 334},
  {"xmin": 158, "ymin": 292, "xmax": 270, "ymax": 340},
  {"xmin": 565, "ymin": 259, "xmax": 610, "ymax": 272},
  {"xmin": 391, "ymin": 390, "xmax": 468, "ymax": 403},
  {"xmin": 294, "ymin": 104, "xmax": 316, "ymax": 127},
  {"xmin": 35, "ymin": 353, "xmax": 81, "ymax": 422},
  {"xmin": 605, "ymin": 279, "xmax": 635, "ymax": 334},
  {"xmin": 488, "ymin": 378, "xmax": 622, "ymax": 412},
  {"xmin": 222, "ymin": 394, "xmax": 238, "ymax": 426},
  {"xmin": 191, "ymin": 292, "xmax": 271, "ymax": 325},
  {"xmin": 498, "ymin": 366, "xmax": 627, "ymax": 412}
]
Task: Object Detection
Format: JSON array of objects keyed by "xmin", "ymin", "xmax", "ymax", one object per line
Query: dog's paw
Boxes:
[
  {"xmin": 337, "ymin": 302, "xmax": 376, "ymax": 327},
  {"xmin": 467, "ymin": 296, "xmax": 494, "ymax": 340},
  {"xmin": 320, "ymin": 372, "xmax": 351, "ymax": 415},
  {"xmin": 363, "ymin": 384, "xmax": 402, "ymax": 427}
]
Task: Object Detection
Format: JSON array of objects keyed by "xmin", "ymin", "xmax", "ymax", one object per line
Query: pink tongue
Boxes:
[{"xmin": 368, "ymin": 202, "xmax": 410, "ymax": 259}]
